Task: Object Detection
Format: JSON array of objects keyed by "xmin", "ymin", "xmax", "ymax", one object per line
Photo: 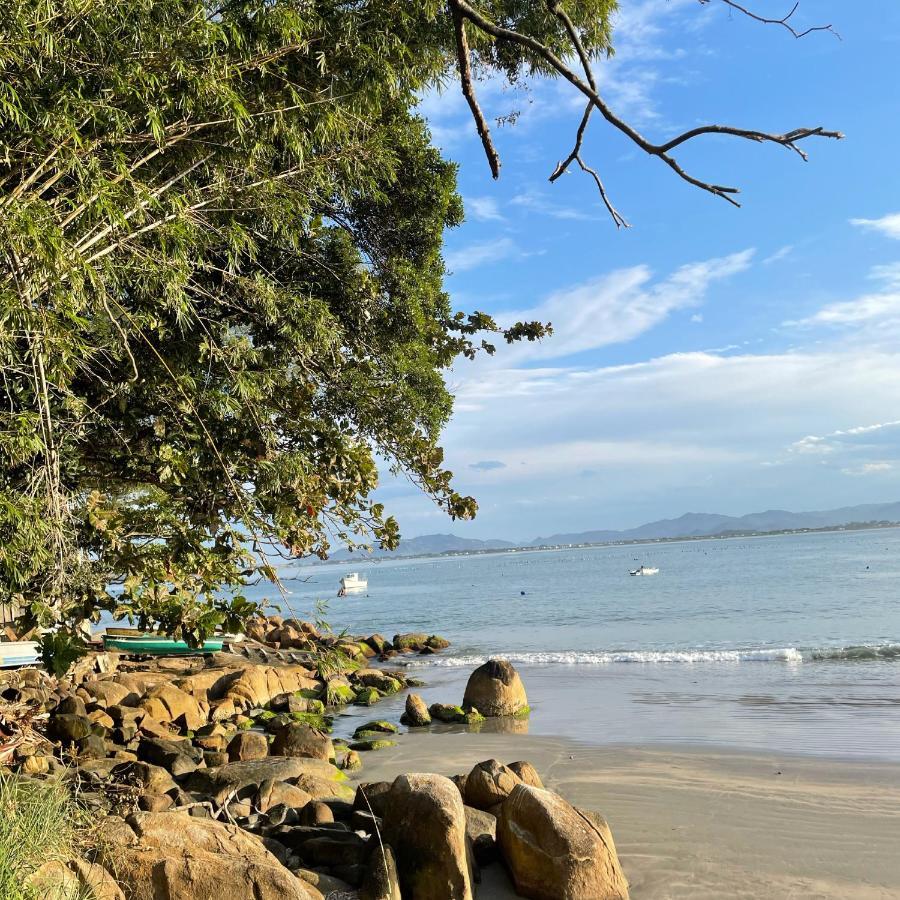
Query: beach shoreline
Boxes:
[{"xmin": 349, "ymin": 731, "xmax": 900, "ymax": 899}]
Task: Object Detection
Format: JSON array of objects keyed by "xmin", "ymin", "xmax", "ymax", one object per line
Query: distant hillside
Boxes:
[
  {"xmin": 531, "ymin": 501, "xmax": 900, "ymax": 546},
  {"xmin": 322, "ymin": 501, "xmax": 900, "ymax": 561},
  {"xmin": 328, "ymin": 533, "xmax": 515, "ymax": 560}
]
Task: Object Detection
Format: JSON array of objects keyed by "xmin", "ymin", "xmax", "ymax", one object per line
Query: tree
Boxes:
[{"xmin": 0, "ymin": 0, "xmax": 837, "ymax": 643}]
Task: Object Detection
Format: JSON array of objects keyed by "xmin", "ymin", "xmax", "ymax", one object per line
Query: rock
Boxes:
[
  {"xmin": 382, "ymin": 773, "xmax": 474, "ymax": 900},
  {"xmin": 354, "ymin": 687, "xmax": 381, "ymax": 706},
  {"xmin": 391, "ymin": 633, "xmax": 429, "ymax": 652},
  {"xmin": 68, "ymin": 858, "xmax": 126, "ymax": 900},
  {"xmin": 509, "ymin": 760, "xmax": 543, "ymax": 788},
  {"xmin": 428, "ymin": 703, "xmax": 466, "ymax": 723},
  {"xmin": 353, "ymin": 720, "xmax": 398, "ymax": 738},
  {"xmin": 77, "ymin": 734, "xmax": 108, "ymax": 759},
  {"xmin": 88, "ymin": 709, "xmax": 115, "ymax": 730},
  {"xmin": 342, "ymin": 749, "xmax": 362, "ymax": 771},
  {"xmin": 228, "ymin": 730, "xmax": 269, "ymax": 762},
  {"xmin": 102, "ymin": 811, "xmax": 324, "ymax": 900},
  {"xmin": 354, "ymin": 670, "xmax": 401, "ymax": 694},
  {"xmin": 292, "ymin": 772, "xmax": 354, "ymax": 802},
  {"xmin": 497, "ymin": 785, "xmax": 629, "ymax": 900},
  {"xmin": 21, "ymin": 754, "xmax": 50, "ymax": 775},
  {"xmin": 349, "ymin": 738, "xmax": 396, "ymax": 752},
  {"xmin": 26, "ymin": 860, "xmax": 81, "ymax": 899},
  {"xmin": 360, "ymin": 844, "xmax": 402, "ymax": 900},
  {"xmin": 354, "ymin": 781, "xmax": 392, "ymax": 818},
  {"xmin": 363, "ymin": 634, "xmax": 388, "ymax": 654},
  {"xmin": 85, "ymin": 680, "xmax": 136, "ymax": 708},
  {"xmin": 203, "ymin": 750, "xmax": 230, "ymax": 768},
  {"xmin": 138, "ymin": 792, "xmax": 174, "ymax": 812},
  {"xmin": 462, "ymin": 658, "xmax": 528, "ymax": 717},
  {"xmin": 465, "ymin": 806, "xmax": 498, "ymax": 866},
  {"xmin": 465, "ymin": 759, "xmax": 523, "ymax": 811},
  {"xmin": 47, "ymin": 713, "xmax": 92, "ymax": 743},
  {"xmin": 111, "ymin": 760, "xmax": 178, "ymax": 794},
  {"xmin": 425, "ymin": 635, "xmax": 450, "ymax": 650},
  {"xmin": 184, "ymin": 757, "xmax": 346, "ymax": 804},
  {"xmin": 297, "ymin": 869, "xmax": 355, "ymax": 895},
  {"xmin": 271, "ymin": 722, "xmax": 333, "ymax": 761},
  {"xmin": 256, "ymin": 778, "xmax": 313, "ymax": 813},
  {"xmin": 140, "ymin": 682, "xmax": 208, "ymax": 731},
  {"xmin": 137, "ymin": 737, "xmax": 202, "ymax": 777},
  {"xmin": 401, "ymin": 693, "xmax": 431, "ymax": 726},
  {"xmin": 223, "ymin": 665, "xmax": 321, "ymax": 711},
  {"xmin": 107, "ymin": 704, "xmax": 144, "ymax": 726},
  {"xmin": 56, "ymin": 695, "xmax": 88, "ymax": 717},
  {"xmin": 295, "ymin": 834, "xmax": 368, "ymax": 868},
  {"xmin": 298, "ymin": 800, "xmax": 334, "ymax": 825},
  {"xmin": 451, "ymin": 773, "xmax": 467, "ymax": 798}
]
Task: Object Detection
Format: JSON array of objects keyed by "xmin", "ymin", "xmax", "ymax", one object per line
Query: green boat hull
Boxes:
[{"xmin": 102, "ymin": 635, "xmax": 226, "ymax": 655}]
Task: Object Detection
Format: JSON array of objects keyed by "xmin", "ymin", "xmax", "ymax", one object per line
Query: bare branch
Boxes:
[
  {"xmin": 701, "ymin": 1, "xmax": 840, "ymax": 40},
  {"xmin": 450, "ymin": 0, "xmax": 501, "ymax": 179},
  {"xmin": 453, "ymin": 0, "xmax": 842, "ymax": 210}
]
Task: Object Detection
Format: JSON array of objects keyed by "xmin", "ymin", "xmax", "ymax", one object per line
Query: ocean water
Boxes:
[{"xmin": 248, "ymin": 528, "xmax": 900, "ymax": 760}]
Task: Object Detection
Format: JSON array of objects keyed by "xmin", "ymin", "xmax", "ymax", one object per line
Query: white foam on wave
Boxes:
[{"xmin": 409, "ymin": 647, "xmax": 805, "ymax": 667}]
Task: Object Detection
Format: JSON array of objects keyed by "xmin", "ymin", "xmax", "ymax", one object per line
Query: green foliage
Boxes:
[
  {"xmin": 37, "ymin": 630, "xmax": 88, "ymax": 678},
  {"xmin": 0, "ymin": 0, "xmax": 569, "ymax": 640}
]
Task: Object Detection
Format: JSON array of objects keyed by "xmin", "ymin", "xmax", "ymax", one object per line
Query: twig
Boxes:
[{"xmin": 701, "ymin": 1, "xmax": 840, "ymax": 40}]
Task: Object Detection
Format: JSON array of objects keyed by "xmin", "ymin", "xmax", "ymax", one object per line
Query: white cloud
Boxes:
[
  {"xmin": 869, "ymin": 262, "xmax": 900, "ymax": 287},
  {"xmin": 841, "ymin": 462, "xmax": 894, "ymax": 477},
  {"xmin": 787, "ymin": 291, "xmax": 900, "ymax": 327},
  {"xmin": 509, "ymin": 189, "xmax": 593, "ymax": 221},
  {"xmin": 763, "ymin": 245, "xmax": 794, "ymax": 265},
  {"xmin": 690, "ymin": 313, "xmax": 704, "ymax": 323},
  {"xmin": 850, "ymin": 213, "xmax": 900, "ymax": 240},
  {"xmin": 497, "ymin": 249, "xmax": 753, "ymax": 361},
  {"xmin": 466, "ymin": 196, "xmax": 504, "ymax": 222},
  {"xmin": 445, "ymin": 237, "xmax": 518, "ymax": 273}
]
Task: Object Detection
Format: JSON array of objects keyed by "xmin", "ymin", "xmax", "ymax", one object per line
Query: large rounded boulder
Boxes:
[
  {"xmin": 462, "ymin": 659, "xmax": 528, "ymax": 717},
  {"xmin": 497, "ymin": 784, "xmax": 628, "ymax": 900},
  {"xmin": 382, "ymin": 773, "xmax": 474, "ymax": 899}
]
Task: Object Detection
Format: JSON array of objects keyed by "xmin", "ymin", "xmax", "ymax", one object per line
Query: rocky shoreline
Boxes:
[{"xmin": 0, "ymin": 615, "xmax": 628, "ymax": 899}]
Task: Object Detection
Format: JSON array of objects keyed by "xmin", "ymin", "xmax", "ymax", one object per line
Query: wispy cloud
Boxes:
[
  {"xmin": 763, "ymin": 244, "xmax": 794, "ymax": 265},
  {"xmin": 498, "ymin": 249, "xmax": 753, "ymax": 361},
  {"xmin": 842, "ymin": 462, "xmax": 894, "ymax": 476},
  {"xmin": 787, "ymin": 291, "xmax": 900, "ymax": 327},
  {"xmin": 850, "ymin": 212, "xmax": 900, "ymax": 240},
  {"xmin": 869, "ymin": 262, "xmax": 900, "ymax": 287},
  {"xmin": 445, "ymin": 237, "xmax": 518, "ymax": 273},
  {"xmin": 510, "ymin": 189, "xmax": 593, "ymax": 221},
  {"xmin": 466, "ymin": 196, "xmax": 505, "ymax": 222}
]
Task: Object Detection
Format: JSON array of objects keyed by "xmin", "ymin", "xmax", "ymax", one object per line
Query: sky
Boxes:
[{"xmin": 379, "ymin": 0, "xmax": 900, "ymax": 543}]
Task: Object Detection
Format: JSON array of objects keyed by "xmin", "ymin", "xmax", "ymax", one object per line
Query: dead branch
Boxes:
[
  {"xmin": 453, "ymin": 0, "xmax": 842, "ymax": 217},
  {"xmin": 701, "ymin": 1, "xmax": 840, "ymax": 41},
  {"xmin": 450, "ymin": 0, "xmax": 501, "ymax": 179}
]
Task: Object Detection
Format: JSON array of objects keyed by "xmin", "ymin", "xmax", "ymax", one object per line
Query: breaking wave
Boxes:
[{"xmin": 407, "ymin": 644, "xmax": 900, "ymax": 666}]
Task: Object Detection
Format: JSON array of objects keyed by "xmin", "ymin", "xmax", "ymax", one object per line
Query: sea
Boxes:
[{"xmin": 245, "ymin": 528, "xmax": 900, "ymax": 761}]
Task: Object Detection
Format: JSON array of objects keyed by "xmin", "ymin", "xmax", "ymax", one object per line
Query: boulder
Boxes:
[
  {"xmin": 350, "ymin": 738, "xmax": 396, "ymax": 752},
  {"xmin": 497, "ymin": 784, "xmax": 629, "ymax": 900},
  {"xmin": 382, "ymin": 773, "xmax": 474, "ymax": 900},
  {"xmin": 509, "ymin": 760, "xmax": 543, "ymax": 788},
  {"xmin": 391, "ymin": 633, "xmax": 428, "ymax": 652},
  {"xmin": 342, "ymin": 749, "xmax": 362, "ymax": 771},
  {"xmin": 354, "ymin": 670, "xmax": 401, "ymax": 694},
  {"xmin": 102, "ymin": 811, "xmax": 323, "ymax": 900},
  {"xmin": 111, "ymin": 760, "xmax": 178, "ymax": 794},
  {"xmin": 271, "ymin": 722, "xmax": 333, "ymax": 761},
  {"xmin": 26, "ymin": 860, "xmax": 81, "ymax": 899},
  {"xmin": 183, "ymin": 757, "xmax": 344, "ymax": 804},
  {"xmin": 137, "ymin": 737, "xmax": 202, "ymax": 777},
  {"xmin": 47, "ymin": 713, "xmax": 92, "ymax": 744},
  {"xmin": 227, "ymin": 730, "xmax": 269, "ymax": 762},
  {"xmin": 68, "ymin": 858, "xmax": 126, "ymax": 900},
  {"xmin": 462, "ymin": 659, "xmax": 528, "ymax": 717},
  {"xmin": 298, "ymin": 869, "xmax": 355, "ymax": 896},
  {"xmin": 85, "ymin": 679, "xmax": 136, "ymax": 708},
  {"xmin": 298, "ymin": 800, "xmax": 334, "ymax": 825},
  {"xmin": 400, "ymin": 693, "xmax": 431, "ymax": 727},
  {"xmin": 428, "ymin": 703, "xmax": 465, "ymax": 723},
  {"xmin": 465, "ymin": 806, "xmax": 498, "ymax": 866},
  {"xmin": 255, "ymin": 778, "xmax": 313, "ymax": 813},
  {"xmin": 140, "ymin": 682, "xmax": 208, "ymax": 730},
  {"xmin": 360, "ymin": 844, "xmax": 402, "ymax": 900},
  {"xmin": 223, "ymin": 665, "xmax": 321, "ymax": 711},
  {"xmin": 353, "ymin": 781, "xmax": 392, "ymax": 818},
  {"xmin": 465, "ymin": 759, "xmax": 523, "ymax": 810}
]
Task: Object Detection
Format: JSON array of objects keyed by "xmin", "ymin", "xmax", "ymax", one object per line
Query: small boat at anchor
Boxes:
[
  {"xmin": 629, "ymin": 566, "xmax": 659, "ymax": 576},
  {"xmin": 102, "ymin": 628, "xmax": 242, "ymax": 655},
  {"xmin": 339, "ymin": 573, "xmax": 367, "ymax": 593},
  {"xmin": 0, "ymin": 641, "xmax": 40, "ymax": 669}
]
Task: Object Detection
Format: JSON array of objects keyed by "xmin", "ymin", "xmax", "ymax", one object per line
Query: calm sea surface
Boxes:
[{"xmin": 246, "ymin": 529, "xmax": 900, "ymax": 760}]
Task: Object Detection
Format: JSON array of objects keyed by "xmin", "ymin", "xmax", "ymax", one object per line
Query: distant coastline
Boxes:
[{"xmin": 315, "ymin": 519, "xmax": 900, "ymax": 566}]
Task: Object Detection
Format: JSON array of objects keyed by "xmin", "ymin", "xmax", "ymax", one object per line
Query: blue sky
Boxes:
[{"xmin": 381, "ymin": 1, "xmax": 900, "ymax": 542}]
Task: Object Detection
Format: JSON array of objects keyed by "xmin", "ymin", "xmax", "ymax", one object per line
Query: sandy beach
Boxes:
[{"xmin": 349, "ymin": 731, "xmax": 900, "ymax": 899}]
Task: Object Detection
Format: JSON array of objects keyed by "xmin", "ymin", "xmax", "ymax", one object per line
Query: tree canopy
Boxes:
[{"xmin": 0, "ymin": 0, "xmax": 838, "ymax": 643}]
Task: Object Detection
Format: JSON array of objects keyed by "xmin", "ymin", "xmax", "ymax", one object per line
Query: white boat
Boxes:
[
  {"xmin": 339, "ymin": 573, "xmax": 368, "ymax": 592},
  {"xmin": 629, "ymin": 566, "xmax": 659, "ymax": 576},
  {"xmin": 0, "ymin": 641, "xmax": 40, "ymax": 668}
]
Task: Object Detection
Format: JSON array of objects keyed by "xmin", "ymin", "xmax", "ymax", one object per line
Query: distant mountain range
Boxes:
[{"xmin": 329, "ymin": 501, "xmax": 900, "ymax": 559}]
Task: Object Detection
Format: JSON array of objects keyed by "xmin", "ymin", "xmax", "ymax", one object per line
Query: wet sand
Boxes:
[{"xmin": 349, "ymin": 732, "xmax": 900, "ymax": 899}]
